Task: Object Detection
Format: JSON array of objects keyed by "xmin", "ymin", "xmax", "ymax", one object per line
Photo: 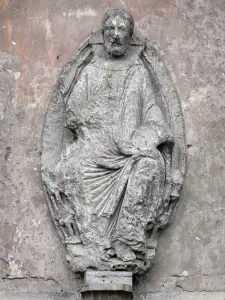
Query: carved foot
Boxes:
[{"xmin": 114, "ymin": 241, "xmax": 136, "ymax": 262}]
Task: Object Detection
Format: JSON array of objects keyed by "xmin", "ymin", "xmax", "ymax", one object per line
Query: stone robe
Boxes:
[{"xmin": 57, "ymin": 49, "xmax": 174, "ymax": 264}]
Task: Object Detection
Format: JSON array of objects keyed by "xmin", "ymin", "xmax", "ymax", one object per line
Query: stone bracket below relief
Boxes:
[{"xmin": 83, "ymin": 271, "xmax": 133, "ymax": 293}]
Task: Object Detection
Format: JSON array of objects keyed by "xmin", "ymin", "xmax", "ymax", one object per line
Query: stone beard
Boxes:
[{"xmin": 42, "ymin": 9, "xmax": 185, "ymax": 274}]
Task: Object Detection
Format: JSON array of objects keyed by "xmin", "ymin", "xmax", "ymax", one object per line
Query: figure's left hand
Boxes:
[
  {"xmin": 117, "ymin": 140, "xmax": 136, "ymax": 156},
  {"xmin": 117, "ymin": 137, "xmax": 159, "ymax": 160}
]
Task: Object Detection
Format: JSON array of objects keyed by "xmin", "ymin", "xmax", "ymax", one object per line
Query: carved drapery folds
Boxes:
[{"xmin": 41, "ymin": 9, "xmax": 185, "ymax": 274}]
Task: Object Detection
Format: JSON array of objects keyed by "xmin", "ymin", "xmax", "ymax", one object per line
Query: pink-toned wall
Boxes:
[{"xmin": 1, "ymin": 1, "xmax": 225, "ymax": 299}]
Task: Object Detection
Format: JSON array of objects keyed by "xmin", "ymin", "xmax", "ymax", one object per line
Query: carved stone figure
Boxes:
[{"xmin": 42, "ymin": 8, "xmax": 185, "ymax": 274}]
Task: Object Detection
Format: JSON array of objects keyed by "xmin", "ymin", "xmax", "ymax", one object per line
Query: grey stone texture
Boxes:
[
  {"xmin": 0, "ymin": 0, "xmax": 225, "ymax": 299},
  {"xmin": 41, "ymin": 8, "xmax": 185, "ymax": 275},
  {"xmin": 85, "ymin": 271, "xmax": 132, "ymax": 286},
  {"xmin": 82, "ymin": 271, "xmax": 133, "ymax": 299}
]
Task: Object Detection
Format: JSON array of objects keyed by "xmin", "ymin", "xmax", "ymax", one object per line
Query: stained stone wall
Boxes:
[{"xmin": 0, "ymin": 0, "xmax": 225, "ymax": 299}]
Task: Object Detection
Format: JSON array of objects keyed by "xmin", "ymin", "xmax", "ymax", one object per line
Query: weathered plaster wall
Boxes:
[{"xmin": 0, "ymin": 0, "xmax": 225, "ymax": 299}]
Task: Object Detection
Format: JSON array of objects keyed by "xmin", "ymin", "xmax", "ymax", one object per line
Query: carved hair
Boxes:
[{"xmin": 102, "ymin": 8, "xmax": 134, "ymax": 35}]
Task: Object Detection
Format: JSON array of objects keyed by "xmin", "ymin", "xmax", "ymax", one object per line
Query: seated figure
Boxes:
[{"xmin": 42, "ymin": 8, "xmax": 185, "ymax": 274}]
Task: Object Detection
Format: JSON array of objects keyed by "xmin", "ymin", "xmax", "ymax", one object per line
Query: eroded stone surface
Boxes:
[
  {"xmin": 0, "ymin": 0, "xmax": 225, "ymax": 299},
  {"xmin": 41, "ymin": 8, "xmax": 185, "ymax": 275}
]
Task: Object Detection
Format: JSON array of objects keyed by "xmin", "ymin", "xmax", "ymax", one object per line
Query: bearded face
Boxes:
[{"xmin": 103, "ymin": 15, "xmax": 132, "ymax": 57}]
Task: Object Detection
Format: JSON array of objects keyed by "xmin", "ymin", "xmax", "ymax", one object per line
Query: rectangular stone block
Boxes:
[{"xmin": 85, "ymin": 271, "xmax": 132, "ymax": 286}]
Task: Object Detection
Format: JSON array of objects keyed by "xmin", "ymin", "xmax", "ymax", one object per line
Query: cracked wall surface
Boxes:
[{"xmin": 0, "ymin": 0, "xmax": 225, "ymax": 299}]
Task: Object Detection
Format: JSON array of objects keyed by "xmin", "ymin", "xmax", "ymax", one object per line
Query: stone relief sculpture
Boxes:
[{"xmin": 41, "ymin": 8, "xmax": 185, "ymax": 275}]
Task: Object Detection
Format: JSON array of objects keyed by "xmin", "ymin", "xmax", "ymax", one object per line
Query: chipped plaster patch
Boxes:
[
  {"xmin": 182, "ymin": 271, "xmax": 189, "ymax": 277},
  {"xmin": 45, "ymin": 19, "xmax": 53, "ymax": 40},
  {"xmin": 31, "ymin": 219, "xmax": 41, "ymax": 227},
  {"xmin": 68, "ymin": 9, "xmax": 75, "ymax": 17},
  {"xmin": 7, "ymin": 260, "xmax": 25, "ymax": 278},
  {"xmin": 76, "ymin": 7, "xmax": 97, "ymax": 20},
  {"xmin": 14, "ymin": 72, "xmax": 21, "ymax": 80}
]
